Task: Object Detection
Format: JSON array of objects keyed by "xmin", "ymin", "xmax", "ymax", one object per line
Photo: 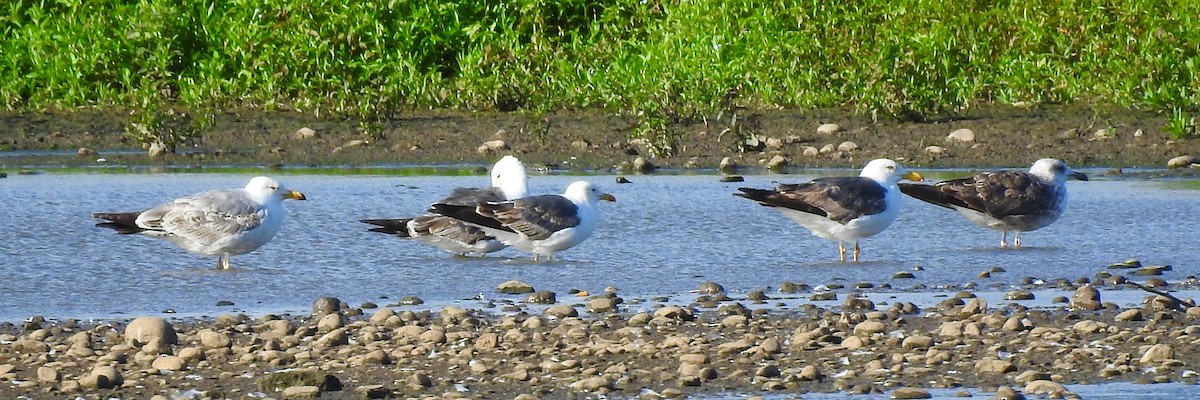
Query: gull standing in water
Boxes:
[
  {"xmin": 360, "ymin": 155, "xmax": 528, "ymax": 256},
  {"xmin": 92, "ymin": 176, "xmax": 306, "ymax": 269},
  {"xmin": 735, "ymin": 159, "xmax": 923, "ymax": 262},
  {"xmin": 899, "ymin": 158, "xmax": 1087, "ymax": 248}
]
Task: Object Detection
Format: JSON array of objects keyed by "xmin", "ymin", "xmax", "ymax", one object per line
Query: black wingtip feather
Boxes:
[
  {"xmin": 360, "ymin": 218, "xmax": 414, "ymax": 237},
  {"xmin": 92, "ymin": 211, "xmax": 145, "ymax": 234},
  {"xmin": 897, "ymin": 183, "xmax": 961, "ymax": 210}
]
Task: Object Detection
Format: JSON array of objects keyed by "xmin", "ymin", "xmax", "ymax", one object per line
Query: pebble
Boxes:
[
  {"xmin": 124, "ymin": 316, "xmax": 177, "ymax": 345},
  {"xmin": 994, "ymin": 387, "xmax": 1026, "ymax": 400},
  {"xmin": 544, "ymin": 304, "xmax": 579, "ymax": 318},
  {"xmin": 1167, "ymin": 155, "xmax": 1199, "ymax": 168},
  {"xmin": 946, "ymin": 128, "xmax": 976, "ymax": 142},
  {"xmin": 1070, "ymin": 285, "xmax": 1102, "ymax": 311},
  {"xmin": 1004, "ymin": 290, "xmax": 1035, "ymax": 300},
  {"xmin": 837, "ymin": 141, "xmax": 859, "ymax": 152},
  {"xmin": 699, "ymin": 281, "xmax": 725, "ymax": 294},
  {"xmin": 1140, "ymin": 344, "xmax": 1174, "ymax": 364},
  {"xmin": 925, "ymin": 145, "xmax": 945, "ymax": 155},
  {"xmin": 719, "ymin": 157, "xmax": 738, "ymax": 173},
  {"xmin": 497, "ymin": 280, "xmax": 535, "ymax": 294},
  {"xmin": 282, "ymin": 385, "xmax": 321, "ymax": 399},
  {"xmin": 587, "ymin": 297, "xmax": 617, "ymax": 313},
  {"xmin": 477, "ymin": 139, "xmax": 509, "ymax": 154},
  {"xmin": 802, "ymin": 146, "xmax": 820, "ymax": 156},
  {"xmin": 312, "ymin": 297, "xmax": 341, "ymax": 315},
  {"xmin": 891, "ymin": 387, "xmax": 932, "ymax": 399},
  {"xmin": 293, "ymin": 127, "xmax": 317, "ymax": 140},
  {"xmin": 524, "ymin": 290, "xmax": 557, "ymax": 304},
  {"xmin": 152, "ymin": 355, "xmax": 186, "ymax": 371},
  {"xmin": 633, "ymin": 156, "xmax": 657, "ymax": 173},
  {"xmin": 1024, "ymin": 380, "xmax": 1067, "ymax": 396},
  {"xmin": 817, "ymin": 123, "xmax": 842, "ymax": 134},
  {"xmin": 766, "ymin": 155, "xmax": 788, "ymax": 171}
]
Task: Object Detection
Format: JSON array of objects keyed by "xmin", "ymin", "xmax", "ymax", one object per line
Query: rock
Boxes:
[
  {"xmin": 524, "ymin": 290, "xmax": 556, "ymax": 304},
  {"xmin": 802, "ymin": 146, "xmax": 820, "ymax": 156},
  {"xmin": 497, "ymin": 280, "xmax": 535, "ymax": 294},
  {"xmin": 317, "ymin": 313, "xmax": 345, "ymax": 332},
  {"xmin": 1024, "ymin": 380, "xmax": 1067, "ymax": 396},
  {"xmin": 699, "ymin": 282, "xmax": 725, "ymax": 294},
  {"xmin": 198, "ymin": 329, "xmax": 232, "ymax": 348},
  {"xmin": 152, "ymin": 355, "xmax": 186, "ymax": 371},
  {"xmin": 571, "ymin": 139, "xmax": 591, "ymax": 150},
  {"xmin": 148, "ymin": 140, "xmax": 168, "ymax": 157},
  {"xmin": 1070, "ymin": 285, "xmax": 1102, "ymax": 311},
  {"xmin": 570, "ymin": 376, "xmax": 614, "ymax": 392},
  {"xmin": 293, "ymin": 127, "xmax": 317, "ymax": 140},
  {"xmin": 77, "ymin": 147, "xmax": 97, "ymax": 157},
  {"xmin": 719, "ymin": 157, "xmax": 738, "ymax": 173},
  {"xmin": 890, "ymin": 387, "xmax": 932, "ymax": 399},
  {"xmin": 1091, "ymin": 128, "xmax": 1116, "ymax": 140},
  {"xmin": 853, "ymin": 320, "xmax": 886, "ymax": 335},
  {"xmin": 1140, "ymin": 344, "xmax": 1174, "ymax": 364},
  {"xmin": 282, "ymin": 385, "xmax": 321, "ymax": 399},
  {"xmin": 587, "ymin": 297, "xmax": 617, "ymax": 313},
  {"xmin": 893, "ymin": 271, "xmax": 916, "ymax": 279},
  {"xmin": 633, "ymin": 157, "xmax": 657, "ymax": 173},
  {"xmin": 36, "ymin": 366, "xmax": 59, "ymax": 382},
  {"xmin": 312, "ymin": 297, "xmax": 341, "ymax": 315},
  {"xmin": 544, "ymin": 304, "xmax": 578, "ymax": 318},
  {"xmin": 994, "ymin": 387, "xmax": 1026, "ymax": 400},
  {"xmin": 124, "ymin": 316, "xmax": 177, "ymax": 345},
  {"xmin": 88, "ymin": 366, "xmax": 123, "ymax": 389},
  {"xmin": 1167, "ymin": 155, "xmax": 1199, "ymax": 169},
  {"xmin": 946, "ymin": 128, "xmax": 975, "ymax": 143},
  {"xmin": 765, "ymin": 137, "xmax": 784, "ymax": 150},
  {"xmin": 819, "ymin": 144, "xmax": 836, "ymax": 154},
  {"xmin": 901, "ymin": 335, "xmax": 934, "ymax": 350},
  {"xmin": 975, "ymin": 359, "xmax": 1015, "ymax": 374},
  {"xmin": 924, "ymin": 145, "xmax": 945, "ymax": 155},
  {"xmin": 962, "ymin": 297, "xmax": 988, "ymax": 315},
  {"xmin": 408, "ymin": 373, "xmax": 434, "ymax": 388},
  {"xmin": 654, "ymin": 306, "xmax": 693, "ymax": 321},
  {"xmin": 1004, "ymin": 290, "xmax": 1035, "ymax": 300},
  {"xmin": 478, "ymin": 139, "xmax": 509, "ymax": 154},
  {"xmin": 1115, "ymin": 309, "xmax": 1143, "ymax": 322},
  {"xmin": 797, "ymin": 365, "xmax": 823, "ymax": 381},
  {"xmin": 817, "ymin": 123, "xmax": 842, "ymax": 134},
  {"xmin": 720, "ymin": 175, "xmax": 744, "ymax": 182},
  {"xmin": 355, "ymin": 385, "xmax": 391, "ymax": 399},
  {"xmin": 837, "ymin": 141, "xmax": 859, "ymax": 152},
  {"xmin": 766, "ymin": 155, "xmax": 788, "ymax": 171}
]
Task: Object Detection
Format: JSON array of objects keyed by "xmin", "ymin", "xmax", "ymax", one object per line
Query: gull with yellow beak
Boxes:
[
  {"xmin": 432, "ymin": 180, "xmax": 615, "ymax": 261},
  {"xmin": 736, "ymin": 159, "xmax": 922, "ymax": 262},
  {"xmin": 92, "ymin": 176, "xmax": 306, "ymax": 269}
]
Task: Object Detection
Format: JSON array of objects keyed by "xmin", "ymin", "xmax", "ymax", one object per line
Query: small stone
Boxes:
[
  {"xmin": 616, "ymin": 176, "xmax": 632, "ymax": 184},
  {"xmin": 1004, "ymin": 290, "xmax": 1035, "ymax": 300},
  {"xmin": 317, "ymin": 313, "xmax": 345, "ymax": 332},
  {"xmin": 477, "ymin": 139, "xmax": 509, "ymax": 154},
  {"xmin": 946, "ymin": 128, "xmax": 975, "ymax": 143},
  {"xmin": 797, "ymin": 365, "xmax": 823, "ymax": 381},
  {"xmin": 901, "ymin": 335, "xmax": 934, "ymax": 350},
  {"xmin": 1140, "ymin": 344, "xmax": 1174, "ymax": 364},
  {"xmin": 767, "ymin": 155, "xmax": 788, "ymax": 171},
  {"xmin": 198, "ymin": 329, "xmax": 232, "ymax": 348},
  {"xmin": 853, "ymin": 320, "xmax": 886, "ymax": 335},
  {"xmin": 570, "ymin": 376, "xmax": 613, "ymax": 392},
  {"xmin": 699, "ymin": 282, "xmax": 725, "ymax": 294},
  {"xmin": 819, "ymin": 144, "xmax": 836, "ymax": 154},
  {"xmin": 152, "ymin": 355, "xmax": 186, "ymax": 371},
  {"xmin": 837, "ymin": 141, "xmax": 859, "ymax": 152},
  {"xmin": 36, "ymin": 366, "xmax": 59, "ymax": 382},
  {"xmin": 802, "ymin": 146, "xmax": 820, "ymax": 157},
  {"xmin": 524, "ymin": 290, "xmax": 556, "ymax": 304},
  {"xmin": 893, "ymin": 271, "xmax": 915, "ymax": 279},
  {"xmin": 975, "ymin": 359, "xmax": 1016, "ymax": 374},
  {"xmin": 1070, "ymin": 284, "xmax": 1102, "ymax": 311},
  {"xmin": 633, "ymin": 157, "xmax": 657, "ymax": 173},
  {"xmin": 994, "ymin": 387, "xmax": 1026, "ymax": 400},
  {"xmin": 497, "ymin": 280, "xmax": 535, "ymax": 294},
  {"xmin": 719, "ymin": 157, "xmax": 738, "ymax": 173},
  {"xmin": 817, "ymin": 123, "xmax": 842, "ymax": 134},
  {"xmin": 124, "ymin": 316, "xmax": 177, "ymax": 345},
  {"xmin": 398, "ymin": 296, "xmax": 424, "ymax": 305},
  {"xmin": 293, "ymin": 127, "xmax": 317, "ymax": 140},
  {"xmin": 312, "ymin": 297, "xmax": 341, "ymax": 315},
  {"xmin": 720, "ymin": 175, "xmax": 744, "ymax": 182},
  {"xmin": 587, "ymin": 297, "xmax": 617, "ymax": 313},
  {"xmin": 1025, "ymin": 380, "xmax": 1067, "ymax": 396},
  {"xmin": 282, "ymin": 385, "xmax": 321, "ymax": 399},
  {"xmin": 355, "ymin": 384, "xmax": 391, "ymax": 399},
  {"xmin": 924, "ymin": 145, "xmax": 945, "ymax": 155},
  {"xmin": 1092, "ymin": 128, "xmax": 1116, "ymax": 140},
  {"xmin": 962, "ymin": 297, "xmax": 988, "ymax": 315},
  {"xmin": 77, "ymin": 147, "xmax": 97, "ymax": 157},
  {"xmin": 890, "ymin": 387, "xmax": 932, "ymax": 399},
  {"xmin": 1167, "ymin": 155, "xmax": 1199, "ymax": 169},
  {"xmin": 571, "ymin": 139, "xmax": 591, "ymax": 150},
  {"xmin": 544, "ymin": 304, "xmax": 578, "ymax": 318}
]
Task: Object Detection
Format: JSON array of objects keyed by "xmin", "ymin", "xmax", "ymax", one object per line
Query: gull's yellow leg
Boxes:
[
  {"xmin": 838, "ymin": 241, "xmax": 847, "ymax": 262},
  {"xmin": 1000, "ymin": 232, "xmax": 1009, "ymax": 248},
  {"xmin": 853, "ymin": 241, "xmax": 861, "ymax": 263},
  {"xmin": 1014, "ymin": 232, "xmax": 1022, "ymax": 248}
]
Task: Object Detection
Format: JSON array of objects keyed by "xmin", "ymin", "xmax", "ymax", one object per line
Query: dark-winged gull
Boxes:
[
  {"xmin": 898, "ymin": 158, "xmax": 1087, "ymax": 248},
  {"xmin": 92, "ymin": 176, "xmax": 306, "ymax": 269},
  {"xmin": 360, "ymin": 155, "xmax": 528, "ymax": 256},
  {"xmin": 735, "ymin": 159, "xmax": 923, "ymax": 262},
  {"xmin": 431, "ymin": 180, "xmax": 615, "ymax": 261}
]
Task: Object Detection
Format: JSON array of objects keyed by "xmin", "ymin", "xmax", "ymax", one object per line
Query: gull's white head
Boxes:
[
  {"xmin": 245, "ymin": 176, "xmax": 307, "ymax": 203},
  {"xmin": 564, "ymin": 181, "xmax": 616, "ymax": 205},
  {"xmin": 859, "ymin": 159, "xmax": 923, "ymax": 185},
  {"xmin": 1029, "ymin": 158, "xmax": 1088, "ymax": 183},
  {"xmin": 490, "ymin": 155, "xmax": 529, "ymax": 200}
]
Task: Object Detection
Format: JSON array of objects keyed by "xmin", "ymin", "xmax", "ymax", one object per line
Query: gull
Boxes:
[
  {"xmin": 899, "ymin": 158, "xmax": 1087, "ymax": 248},
  {"xmin": 92, "ymin": 176, "xmax": 306, "ymax": 269},
  {"xmin": 735, "ymin": 159, "xmax": 923, "ymax": 262},
  {"xmin": 431, "ymin": 180, "xmax": 615, "ymax": 261},
  {"xmin": 360, "ymin": 155, "xmax": 528, "ymax": 256}
]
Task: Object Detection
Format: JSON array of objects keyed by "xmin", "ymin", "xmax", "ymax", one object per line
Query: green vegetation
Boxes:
[{"xmin": 3, "ymin": 0, "xmax": 1199, "ymax": 146}]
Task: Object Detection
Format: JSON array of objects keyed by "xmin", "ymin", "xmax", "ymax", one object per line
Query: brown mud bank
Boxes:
[
  {"xmin": 1, "ymin": 104, "xmax": 1197, "ymax": 172},
  {"xmin": 1, "ymin": 287, "xmax": 1198, "ymax": 399}
]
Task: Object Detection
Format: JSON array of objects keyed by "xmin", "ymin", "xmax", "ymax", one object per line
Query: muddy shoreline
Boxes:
[{"xmin": 2, "ymin": 105, "xmax": 1197, "ymax": 172}]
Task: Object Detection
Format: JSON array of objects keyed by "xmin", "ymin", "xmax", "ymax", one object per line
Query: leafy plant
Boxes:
[{"xmin": 1165, "ymin": 108, "xmax": 1197, "ymax": 140}]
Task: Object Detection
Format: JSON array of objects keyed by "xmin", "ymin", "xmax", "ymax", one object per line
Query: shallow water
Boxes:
[{"xmin": 0, "ymin": 171, "xmax": 1197, "ymax": 321}]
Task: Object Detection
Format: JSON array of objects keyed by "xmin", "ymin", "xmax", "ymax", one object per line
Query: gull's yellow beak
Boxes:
[
  {"xmin": 286, "ymin": 190, "xmax": 307, "ymax": 200},
  {"xmin": 599, "ymin": 193, "xmax": 616, "ymax": 202},
  {"xmin": 903, "ymin": 171, "xmax": 923, "ymax": 182}
]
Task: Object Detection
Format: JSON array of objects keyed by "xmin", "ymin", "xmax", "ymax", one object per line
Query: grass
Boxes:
[{"xmin": 2, "ymin": 0, "xmax": 1199, "ymax": 148}]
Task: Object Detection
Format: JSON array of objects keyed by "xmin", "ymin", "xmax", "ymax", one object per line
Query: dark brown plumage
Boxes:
[
  {"xmin": 91, "ymin": 211, "xmax": 145, "ymax": 234},
  {"xmin": 735, "ymin": 177, "xmax": 888, "ymax": 224}
]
